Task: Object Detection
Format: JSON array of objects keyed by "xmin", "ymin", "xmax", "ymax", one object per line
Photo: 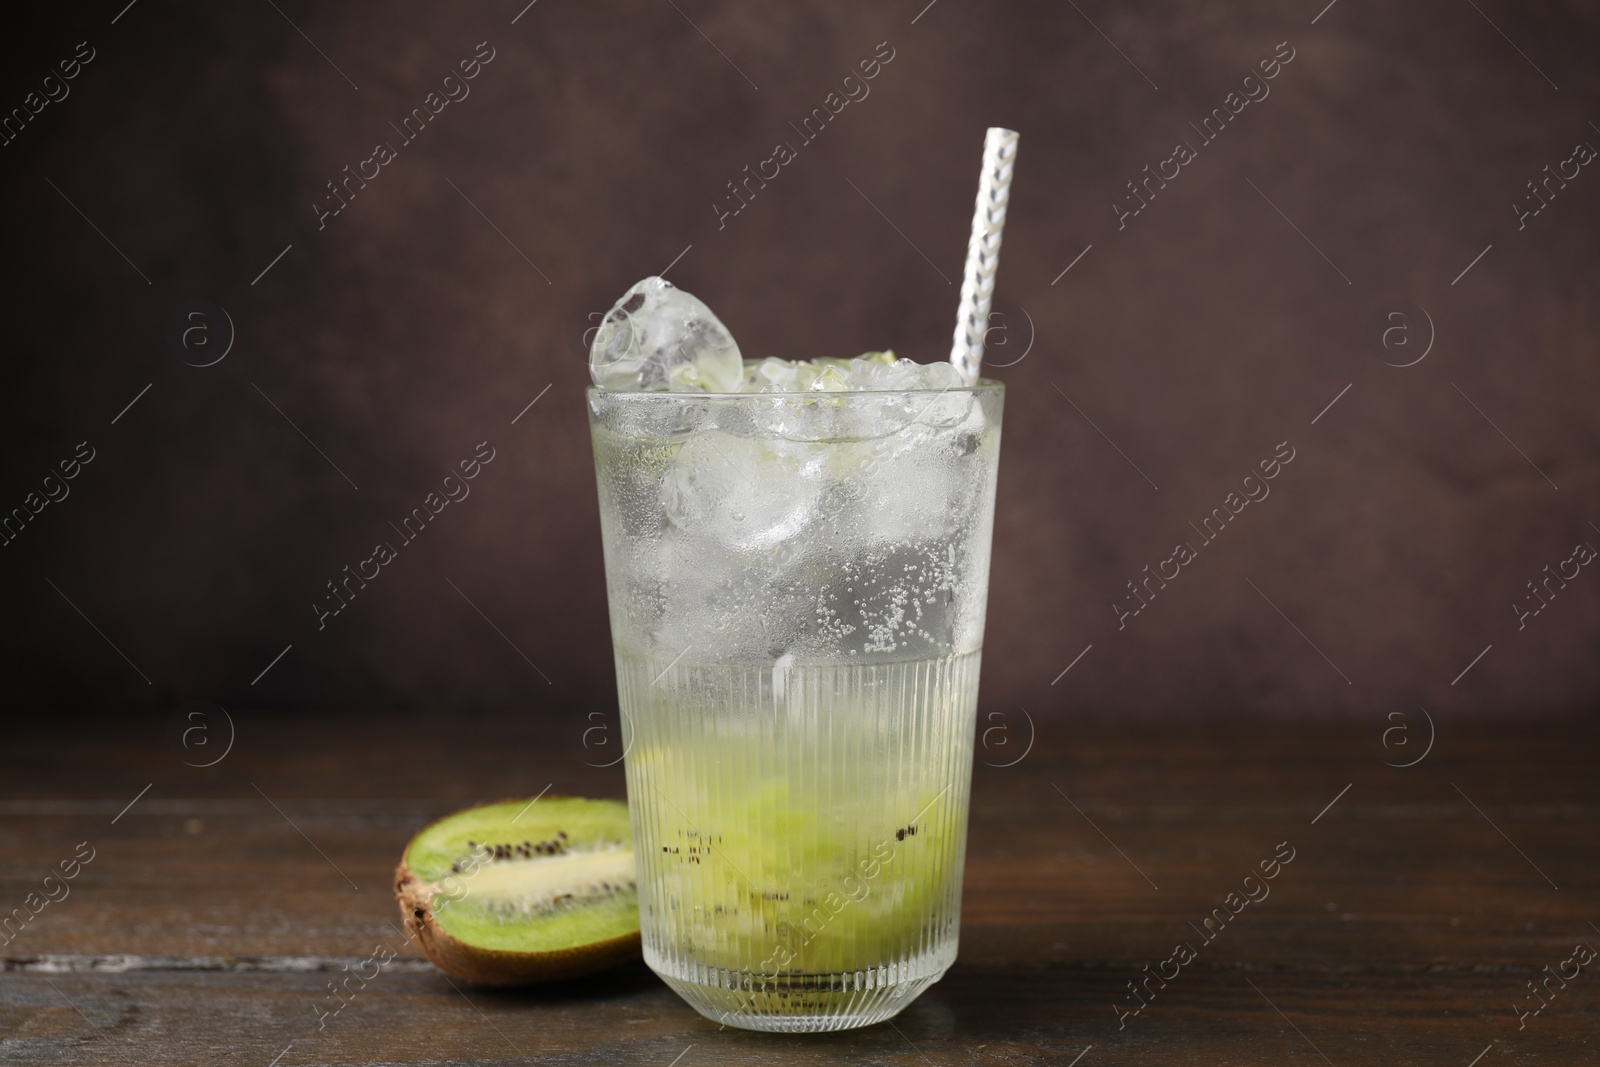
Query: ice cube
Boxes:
[
  {"xmin": 880, "ymin": 358, "xmax": 962, "ymax": 391},
  {"xmin": 653, "ymin": 429, "xmax": 825, "ymax": 658},
  {"xmin": 589, "ymin": 277, "xmax": 744, "ymax": 393},
  {"xmin": 749, "ymin": 356, "xmax": 806, "ymax": 393},
  {"xmin": 809, "ymin": 364, "xmax": 849, "ymax": 392},
  {"xmin": 661, "ymin": 431, "xmax": 819, "ymax": 551}
]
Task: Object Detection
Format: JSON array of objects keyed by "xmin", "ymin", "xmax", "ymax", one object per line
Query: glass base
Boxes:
[{"xmin": 649, "ymin": 954, "xmax": 950, "ymax": 1032}]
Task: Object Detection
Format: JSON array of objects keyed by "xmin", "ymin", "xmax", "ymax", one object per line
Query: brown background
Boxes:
[{"xmin": 1, "ymin": 0, "xmax": 1597, "ymax": 722}]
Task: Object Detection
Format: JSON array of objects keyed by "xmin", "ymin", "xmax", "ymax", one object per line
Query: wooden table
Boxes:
[{"xmin": 1, "ymin": 712, "xmax": 1595, "ymax": 1065}]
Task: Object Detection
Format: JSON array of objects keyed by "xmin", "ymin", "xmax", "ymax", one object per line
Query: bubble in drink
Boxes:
[{"xmin": 588, "ymin": 276, "xmax": 744, "ymax": 393}]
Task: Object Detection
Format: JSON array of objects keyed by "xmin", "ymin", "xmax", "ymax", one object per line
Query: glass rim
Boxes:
[{"xmin": 586, "ymin": 380, "xmax": 1005, "ymax": 400}]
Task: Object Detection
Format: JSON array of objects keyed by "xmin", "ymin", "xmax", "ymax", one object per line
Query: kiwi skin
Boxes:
[{"xmin": 393, "ymin": 798, "xmax": 641, "ymax": 986}]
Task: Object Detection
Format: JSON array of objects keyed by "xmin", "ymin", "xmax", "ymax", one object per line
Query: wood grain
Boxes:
[{"xmin": 1, "ymin": 713, "xmax": 1595, "ymax": 1064}]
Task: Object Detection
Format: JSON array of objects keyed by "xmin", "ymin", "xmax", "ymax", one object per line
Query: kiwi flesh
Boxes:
[{"xmin": 394, "ymin": 796, "xmax": 640, "ymax": 985}]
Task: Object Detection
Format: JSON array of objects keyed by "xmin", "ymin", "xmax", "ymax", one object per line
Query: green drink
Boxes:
[{"xmin": 587, "ymin": 277, "xmax": 1003, "ymax": 1031}]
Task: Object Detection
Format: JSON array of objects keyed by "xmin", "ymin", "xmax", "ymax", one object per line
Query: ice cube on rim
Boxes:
[{"xmin": 588, "ymin": 276, "xmax": 744, "ymax": 393}]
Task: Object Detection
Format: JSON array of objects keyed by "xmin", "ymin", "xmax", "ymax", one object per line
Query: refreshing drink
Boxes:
[{"xmin": 587, "ymin": 276, "xmax": 1003, "ymax": 1031}]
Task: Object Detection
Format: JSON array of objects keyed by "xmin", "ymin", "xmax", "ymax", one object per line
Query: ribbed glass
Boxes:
[
  {"xmin": 619, "ymin": 652, "xmax": 980, "ymax": 1030},
  {"xmin": 589, "ymin": 384, "xmax": 1002, "ymax": 1030}
]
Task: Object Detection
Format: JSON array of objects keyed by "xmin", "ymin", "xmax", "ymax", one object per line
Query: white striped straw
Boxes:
[{"xmin": 948, "ymin": 127, "xmax": 1020, "ymax": 384}]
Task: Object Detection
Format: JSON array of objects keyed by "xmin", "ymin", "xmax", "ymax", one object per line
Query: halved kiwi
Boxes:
[{"xmin": 394, "ymin": 796, "xmax": 640, "ymax": 985}]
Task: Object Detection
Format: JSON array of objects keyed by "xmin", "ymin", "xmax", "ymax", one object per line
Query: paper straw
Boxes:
[{"xmin": 948, "ymin": 127, "xmax": 1020, "ymax": 385}]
